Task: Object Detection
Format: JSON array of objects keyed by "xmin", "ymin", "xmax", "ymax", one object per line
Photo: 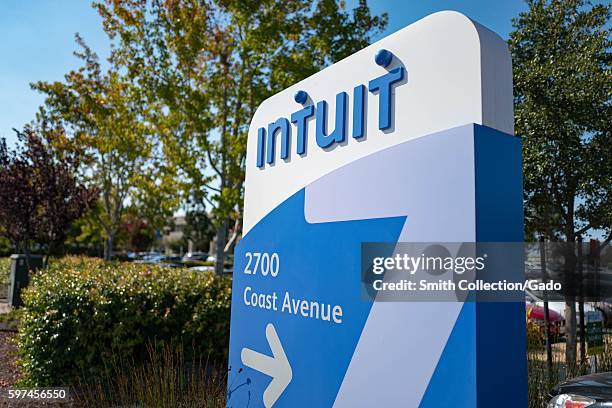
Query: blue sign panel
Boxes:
[
  {"xmin": 227, "ymin": 125, "xmax": 527, "ymax": 407},
  {"xmin": 228, "ymin": 189, "xmax": 404, "ymax": 407}
]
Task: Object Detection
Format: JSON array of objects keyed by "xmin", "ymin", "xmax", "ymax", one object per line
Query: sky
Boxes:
[
  {"xmin": 0, "ymin": 0, "xmax": 528, "ymax": 147},
  {"xmin": 0, "ymin": 0, "xmax": 110, "ymax": 147}
]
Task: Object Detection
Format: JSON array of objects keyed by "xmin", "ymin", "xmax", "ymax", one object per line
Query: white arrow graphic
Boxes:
[{"xmin": 241, "ymin": 323, "xmax": 292, "ymax": 408}]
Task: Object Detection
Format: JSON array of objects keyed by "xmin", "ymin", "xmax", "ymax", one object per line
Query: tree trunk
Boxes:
[
  {"xmin": 565, "ymin": 299, "xmax": 577, "ymax": 376},
  {"xmin": 213, "ymin": 52, "xmax": 230, "ymax": 277},
  {"xmin": 578, "ymin": 238, "xmax": 586, "ymax": 364},
  {"xmin": 564, "ymin": 241, "xmax": 578, "ymax": 376},
  {"xmin": 214, "ymin": 219, "xmax": 228, "ymax": 276},
  {"xmin": 104, "ymin": 232, "xmax": 115, "ymax": 261},
  {"xmin": 23, "ymin": 240, "xmax": 32, "ymax": 272},
  {"xmin": 43, "ymin": 246, "xmax": 51, "ymax": 269},
  {"xmin": 540, "ymin": 237, "xmax": 554, "ymax": 377},
  {"xmin": 224, "ymin": 217, "xmax": 242, "ymax": 254}
]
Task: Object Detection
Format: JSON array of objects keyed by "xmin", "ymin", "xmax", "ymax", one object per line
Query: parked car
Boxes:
[
  {"xmin": 133, "ymin": 252, "xmax": 162, "ymax": 261},
  {"xmin": 189, "ymin": 265, "xmax": 232, "ymax": 274},
  {"xmin": 547, "ymin": 372, "xmax": 612, "ymax": 407},
  {"xmin": 526, "ymin": 303, "xmax": 565, "ymax": 339},
  {"xmin": 189, "ymin": 265, "xmax": 215, "ymax": 272},
  {"xmin": 134, "ymin": 255, "xmax": 183, "ymax": 268},
  {"xmin": 181, "ymin": 252, "xmax": 209, "ymax": 263}
]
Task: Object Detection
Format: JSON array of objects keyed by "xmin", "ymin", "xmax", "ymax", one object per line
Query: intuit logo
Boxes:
[{"xmin": 256, "ymin": 54, "xmax": 405, "ymax": 168}]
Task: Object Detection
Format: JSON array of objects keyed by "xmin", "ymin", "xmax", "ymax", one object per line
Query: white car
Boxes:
[{"xmin": 189, "ymin": 265, "xmax": 215, "ymax": 272}]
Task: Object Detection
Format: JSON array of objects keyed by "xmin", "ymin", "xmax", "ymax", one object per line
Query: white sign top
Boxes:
[{"xmin": 243, "ymin": 10, "xmax": 513, "ymax": 234}]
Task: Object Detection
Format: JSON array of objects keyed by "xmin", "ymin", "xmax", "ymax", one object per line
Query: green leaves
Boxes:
[
  {"xmin": 25, "ymin": 0, "xmax": 386, "ymax": 266},
  {"xmin": 509, "ymin": 0, "xmax": 611, "ymax": 242},
  {"xmin": 32, "ymin": 32, "xmax": 181, "ymax": 259},
  {"xmin": 89, "ymin": 0, "xmax": 387, "ymax": 271},
  {"xmin": 17, "ymin": 257, "xmax": 232, "ymax": 386}
]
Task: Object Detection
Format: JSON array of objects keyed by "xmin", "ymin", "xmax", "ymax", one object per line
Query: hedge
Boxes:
[{"xmin": 17, "ymin": 257, "xmax": 232, "ymax": 386}]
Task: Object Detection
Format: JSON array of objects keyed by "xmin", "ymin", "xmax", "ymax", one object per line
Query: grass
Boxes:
[
  {"xmin": 527, "ymin": 351, "xmax": 563, "ymax": 408},
  {"xmin": 70, "ymin": 338, "xmax": 610, "ymax": 408},
  {"xmin": 73, "ymin": 342, "xmax": 227, "ymax": 408},
  {"xmin": 70, "ymin": 335, "xmax": 609, "ymax": 408}
]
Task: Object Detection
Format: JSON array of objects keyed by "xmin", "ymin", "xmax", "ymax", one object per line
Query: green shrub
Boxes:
[{"xmin": 17, "ymin": 256, "xmax": 232, "ymax": 387}]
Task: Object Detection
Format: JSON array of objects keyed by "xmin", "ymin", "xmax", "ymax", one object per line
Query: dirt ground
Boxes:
[{"xmin": 0, "ymin": 330, "xmax": 20, "ymax": 388}]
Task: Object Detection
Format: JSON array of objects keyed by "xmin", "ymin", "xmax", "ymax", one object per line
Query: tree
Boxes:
[
  {"xmin": 0, "ymin": 128, "xmax": 97, "ymax": 266},
  {"xmin": 25, "ymin": 128, "xmax": 99, "ymax": 265},
  {"xmin": 123, "ymin": 216, "xmax": 155, "ymax": 253},
  {"xmin": 95, "ymin": 0, "xmax": 387, "ymax": 274},
  {"xmin": 33, "ymin": 36, "xmax": 179, "ymax": 260},
  {"xmin": 64, "ymin": 203, "xmax": 105, "ymax": 257},
  {"xmin": 0, "ymin": 234, "xmax": 13, "ymax": 257},
  {"xmin": 509, "ymin": 0, "xmax": 611, "ymax": 373},
  {"xmin": 181, "ymin": 209, "xmax": 216, "ymax": 253},
  {"xmin": 0, "ymin": 135, "xmax": 43, "ymax": 265}
]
